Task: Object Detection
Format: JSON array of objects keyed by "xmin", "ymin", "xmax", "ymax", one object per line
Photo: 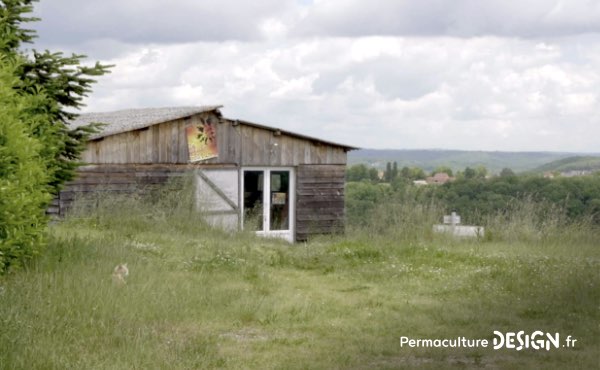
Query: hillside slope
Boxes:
[
  {"xmin": 348, "ymin": 149, "xmax": 598, "ymax": 173},
  {"xmin": 533, "ymin": 156, "xmax": 600, "ymax": 173}
]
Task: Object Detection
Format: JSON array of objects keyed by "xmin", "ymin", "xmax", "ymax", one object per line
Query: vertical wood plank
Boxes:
[
  {"xmin": 132, "ymin": 131, "xmax": 141, "ymax": 163},
  {"xmin": 152, "ymin": 125, "xmax": 160, "ymax": 163},
  {"xmin": 160, "ymin": 122, "xmax": 168, "ymax": 163},
  {"xmin": 252, "ymin": 127, "xmax": 261, "ymax": 165},
  {"xmin": 170, "ymin": 120, "xmax": 179, "ymax": 163},
  {"xmin": 223, "ymin": 121, "xmax": 234, "ymax": 164},
  {"xmin": 178, "ymin": 120, "xmax": 187, "ymax": 163},
  {"xmin": 304, "ymin": 142, "xmax": 311, "ymax": 164},
  {"xmin": 142, "ymin": 126, "xmax": 150, "ymax": 163},
  {"xmin": 218, "ymin": 118, "xmax": 229, "ymax": 163}
]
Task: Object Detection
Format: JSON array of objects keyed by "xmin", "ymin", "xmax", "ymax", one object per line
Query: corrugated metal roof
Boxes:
[
  {"xmin": 70, "ymin": 106, "xmax": 358, "ymax": 150},
  {"xmin": 69, "ymin": 106, "xmax": 222, "ymax": 139}
]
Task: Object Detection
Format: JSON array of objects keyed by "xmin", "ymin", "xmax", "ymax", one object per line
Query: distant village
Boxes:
[
  {"xmin": 347, "ymin": 161, "xmax": 600, "ymax": 186},
  {"xmin": 543, "ymin": 170, "xmax": 597, "ymax": 179}
]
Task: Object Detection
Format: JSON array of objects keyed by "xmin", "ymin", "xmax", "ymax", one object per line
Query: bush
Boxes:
[
  {"xmin": 0, "ymin": 59, "xmax": 52, "ymax": 272},
  {"xmin": 345, "ymin": 181, "xmax": 391, "ymax": 226}
]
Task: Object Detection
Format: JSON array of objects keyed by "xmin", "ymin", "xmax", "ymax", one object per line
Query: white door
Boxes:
[
  {"xmin": 241, "ymin": 168, "xmax": 295, "ymax": 242},
  {"xmin": 195, "ymin": 169, "xmax": 239, "ymax": 231}
]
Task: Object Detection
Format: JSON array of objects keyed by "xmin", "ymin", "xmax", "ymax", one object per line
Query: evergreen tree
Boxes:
[
  {"xmin": 0, "ymin": 0, "xmax": 111, "ymax": 271},
  {"xmin": 500, "ymin": 167, "xmax": 515, "ymax": 177},
  {"xmin": 0, "ymin": 58, "xmax": 52, "ymax": 271},
  {"xmin": 1, "ymin": 0, "xmax": 112, "ymax": 193},
  {"xmin": 385, "ymin": 162, "xmax": 392, "ymax": 182}
]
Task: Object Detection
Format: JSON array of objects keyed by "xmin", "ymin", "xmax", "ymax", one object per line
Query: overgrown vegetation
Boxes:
[
  {"xmin": 346, "ymin": 163, "xmax": 600, "ymax": 227},
  {"xmin": 0, "ymin": 0, "xmax": 110, "ymax": 272},
  {"xmin": 0, "ymin": 181, "xmax": 598, "ymax": 369}
]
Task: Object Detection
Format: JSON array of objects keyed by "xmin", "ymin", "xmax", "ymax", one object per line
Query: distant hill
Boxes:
[
  {"xmin": 532, "ymin": 156, "xmax": 600, "ymax": 173},
  {"xmin": 348, "ymin": 149, "xmax": 600, "ymax": 174}
]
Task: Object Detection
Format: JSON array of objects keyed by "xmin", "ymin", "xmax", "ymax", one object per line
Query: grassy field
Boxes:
[{"xmin": 1, "ymin": 194, "xmax": 599, "ymax": 369}]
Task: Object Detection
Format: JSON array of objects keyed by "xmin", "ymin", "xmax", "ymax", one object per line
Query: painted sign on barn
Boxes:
[{"xmin": 186, "ymin": 122, "xmax": 218, "ymax": 162}]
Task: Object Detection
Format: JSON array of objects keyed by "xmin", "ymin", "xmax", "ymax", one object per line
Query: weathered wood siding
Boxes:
[
  {"xmin": 50, "ymin": 164, "xmax": 232, "ymax": 217},
  {"xmin": 81, "ymin": 114, "xmax": 348, "ymax": 166},
  {"xmin": 233, "ymin": 123, "xmax": 347, "ymax": 166},
  {"xmin": 81, "ymin": 113, "xmax": 219, "ymax": 164},
  {"xmin": 295, "ymin": 164, "xmax": 346, "ymax": 241}
]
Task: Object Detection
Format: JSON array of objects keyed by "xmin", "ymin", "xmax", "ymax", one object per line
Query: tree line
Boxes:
[
  {"xmin": 346, "ymin": 163, "xmax": 600, "ymax": 225},
  {"xmin": 346, "ymin": 162, "xmax": 491, "ymax": 184}
]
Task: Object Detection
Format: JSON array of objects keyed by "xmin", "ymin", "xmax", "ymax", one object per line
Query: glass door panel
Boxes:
[
  {"xmin": 242, "ymin": 168, "xmax": 295, "ymax": 242},
  {"xmin": 243, "ymin": 171, "xmax": 264, "ymax": 231},
  {"xmin": 270, "ymin": 171, "xmax": 289, "ymax": 231}
]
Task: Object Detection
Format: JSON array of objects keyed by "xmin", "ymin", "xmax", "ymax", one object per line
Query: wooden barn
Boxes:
[{"xmin": 54, "ymin": 106, "xmax": 356, "ymax": 242}]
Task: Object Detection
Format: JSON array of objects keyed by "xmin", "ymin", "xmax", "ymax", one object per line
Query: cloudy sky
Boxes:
[{"xmin": 30, "ymin": 0, "xmax": 600, "ymax": 152}]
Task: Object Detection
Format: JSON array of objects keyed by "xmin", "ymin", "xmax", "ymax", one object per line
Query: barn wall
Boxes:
[
  {"xmin": 50, "ymin": 164, "xmax": 234, "ymax": 217},
  {"xmin": 295, "ymin": 164, "xmax": 346, "ymax": 241},
  {"xmin": 233, "ymin": 124, "xmax": 347, "ymax": 166},
  {"xmin": 81, "ymin": 114, "xmax": 348, "ymax": 167},
  {"xmin": 81, "ymin": 112, "xmax": 221, "ymax": 164}
]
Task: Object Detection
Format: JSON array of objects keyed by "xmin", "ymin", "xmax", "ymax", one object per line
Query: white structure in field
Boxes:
[{"xmin": 433, "ymin": 212, "xmax": 484, "ymax": 238}]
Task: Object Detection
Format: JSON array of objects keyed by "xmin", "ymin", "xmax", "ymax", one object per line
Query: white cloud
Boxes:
[
  {"xmin": 296, "ymin": 0, "xmax": 600, "ymax": 38},
  {"xmin": 28, "ymin": 0, "xmax": 600, "ymax": 152},
  {"xmin": 33, "ymin": 0, "xmax": 298, "ymax": 47}
]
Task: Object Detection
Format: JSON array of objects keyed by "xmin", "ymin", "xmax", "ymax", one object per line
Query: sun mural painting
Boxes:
[{"xmin": 186, "ymin": 119, "xmax": 218, "ymax": 162}]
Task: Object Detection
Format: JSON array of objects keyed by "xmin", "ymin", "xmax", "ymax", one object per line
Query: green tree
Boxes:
[
  {"xmin": 400, "ymin": 166, "xmax": 411, "ymax": 179},
  {"xmin": 499, "ymin": 167, "xmax": 515, "ymax": 177},
  {"xmin": 345, "ymin": 182, "xmax": 391, "ymax": 226},
  {"xmin": 0, "ymin": 0, "xmax": 37, "ymax": 52},
  {"xmin": 0, "ymin": 0, "xmax": 111, "ymax": 271},
  {"xmin": 2, "ymin": 0, "xmax": 111, "ymax": 193},
  {"xmin": 368, "ymin": 167, "xmax": 379, "ymax": 183},
  {"xmin": 0, "ymin": 58, "xmax": 51, "ymax": 271},
  {"xmin": 384, "ymin": 162, "xmax": 392, "ymax": 182},
  {"xmin": 346, "ymin": 164, "xmax": 369, "ymax": 182},
  {"xmin": 463, "ymin": 167, "xmax": 476, "ymax": 179},
  {"xmin": 475, "ymin": 165, "xmax": 488, "ymax": 179},
  {"xmin": 410, "ymin": 167, "xmax": 426, "ymax": 180},
  {"xmin": 432, "ymin": 166, "xmax": 453, "ymax": 177}
]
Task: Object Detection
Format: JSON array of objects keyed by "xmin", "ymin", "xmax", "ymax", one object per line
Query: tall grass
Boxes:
[
  {"xmin": 0, "ymin": 179, "xmax": 598, "ymax": 369},
  {"xmin": 346, "ymin": 191, "xmax": 442, "ymax": 245},
  {"xmin": 482, "ymin": 196, "xmax": 600, "ymax": 248},
  {"xmin": 66, "ymin": 175, "xmax": 209, "ymax": 236},
  {"xmin": 346, "ymin": 185, "xmax": 600, "ymax": 251}
]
